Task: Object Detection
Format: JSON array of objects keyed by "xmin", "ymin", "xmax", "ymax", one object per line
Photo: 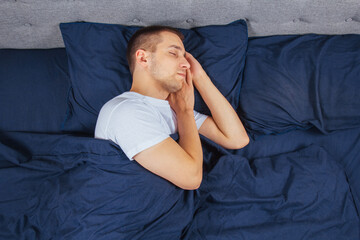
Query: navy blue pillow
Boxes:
[
  {"xmin": 60, "ymin": 20, "xmax": 248, "ymax": 134},
  {"xmin": 0, "ymin": 49, "xmax": 70, "ymax": 132},
  {"xmin": 240, "ymin": 34, "xmax": 360, "ymax": 136}
]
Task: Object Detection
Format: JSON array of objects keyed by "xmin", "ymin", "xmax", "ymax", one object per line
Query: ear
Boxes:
[{"xmin": 135, "ymin": 49, "xmax": 150, "ymax": 69}]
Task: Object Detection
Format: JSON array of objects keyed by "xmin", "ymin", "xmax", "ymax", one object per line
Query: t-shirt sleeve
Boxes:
[
  {"xmin": 193, "ymin": 110, "xmax": 209, "ymax": 130},
  {"xmin": 106, "ymin": 101, "xmax": 170, "ymax": 161}
]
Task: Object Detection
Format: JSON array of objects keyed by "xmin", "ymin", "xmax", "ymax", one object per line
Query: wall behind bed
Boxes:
[{"xmin": 1, "ymin": 0, "xmax": 360, "ymax": 49}]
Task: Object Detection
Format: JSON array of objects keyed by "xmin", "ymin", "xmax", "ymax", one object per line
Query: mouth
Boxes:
[{"xmin": 177, "ymin": 73, "xmax": 186, "ymax": 78}]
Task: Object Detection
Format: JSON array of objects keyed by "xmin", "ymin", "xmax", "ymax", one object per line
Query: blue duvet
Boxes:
[{"xmin": 0, "ymin": 130, "xmax": 358, "ymax": 239}]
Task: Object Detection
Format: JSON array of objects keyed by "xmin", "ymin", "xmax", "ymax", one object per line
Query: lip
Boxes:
[{"xmin": 177, "ymin": 73, "xmax": 186, "ymax": 77}]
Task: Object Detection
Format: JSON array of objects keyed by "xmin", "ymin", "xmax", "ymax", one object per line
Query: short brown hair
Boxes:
[{"xmin": 126, "ymin": 26, "xmax": 184, "ymax": 74}]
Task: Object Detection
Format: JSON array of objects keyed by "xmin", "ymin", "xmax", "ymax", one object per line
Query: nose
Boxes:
[{"xmin": 180, "ymin": 56, "xmax": 190, "ymax": 69}]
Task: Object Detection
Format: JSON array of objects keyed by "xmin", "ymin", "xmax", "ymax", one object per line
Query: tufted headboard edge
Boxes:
[{"xmin": 1, "ymin": 0, "xmax": 359, "ymax": 49}]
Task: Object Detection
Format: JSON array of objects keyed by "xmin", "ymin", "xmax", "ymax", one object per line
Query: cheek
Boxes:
[
  {"xmin": 160, "ymin": 63, "xmax": 176, "ymax": 76},
  {"xmin": 152, "ymin": 58, "xmax": 178, "ymax": 77}
]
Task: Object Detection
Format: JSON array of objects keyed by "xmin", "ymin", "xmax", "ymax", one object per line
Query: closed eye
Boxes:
[{"xmin": 169, "ymin": 52, "xmax": 177, "ymax": 56}]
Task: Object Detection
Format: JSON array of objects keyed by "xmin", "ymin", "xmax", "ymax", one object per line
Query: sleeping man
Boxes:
[{"xmin": 95, "ymin": 26, "xmax": 249, "ymax": 190}]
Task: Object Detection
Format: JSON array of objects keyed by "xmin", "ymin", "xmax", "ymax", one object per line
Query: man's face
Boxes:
[{"xmin": 147, "ymin": 31, "xmax": 190, "ymax": 93}]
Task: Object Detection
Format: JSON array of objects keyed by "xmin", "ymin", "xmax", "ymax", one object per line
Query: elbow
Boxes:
[
  {"xmin": 180, "ymin": 170, "xmax": 203, "ymax": 190},
  {"xmin": 183, "ymin": 175, "xmax": 202, "ymax": 190},
  {"xmin": 238, "ymin": 135, "xmax": 250, "ymax": 148},
  {"xmin": 227, "ymin": 134, "xmax": 250, "ymax": 149},
  {"xmin": 192, "ymin": 173, "xmax": 203, "ymax": 190},
  {"xmin": 182, "ymin": 156, "xmax": 203, "ymax": 190}
]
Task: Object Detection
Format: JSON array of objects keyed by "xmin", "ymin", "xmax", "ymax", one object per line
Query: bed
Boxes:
[{"xmin": 1, "ymin": 1, "xmax": 360, "ymax": 239}]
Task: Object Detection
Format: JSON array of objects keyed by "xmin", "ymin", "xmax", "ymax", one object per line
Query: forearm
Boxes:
[
  {"xmin": 195, "ymin": 72, "xmax": 248, "ymax": 141},
  {"xmin": 176, "ymin": 111, "xmax": 203, "ymax": 169}
]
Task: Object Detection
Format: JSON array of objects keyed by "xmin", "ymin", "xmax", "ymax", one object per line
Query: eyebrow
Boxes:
[{"xmin": 168, "ymin": 45, "xmax": 186, "ymax": 57}]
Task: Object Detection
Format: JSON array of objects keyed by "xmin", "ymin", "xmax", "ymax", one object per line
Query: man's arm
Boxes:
[
  {"xmin": 133, "ymin": 113, "xmax": 202, "ymax": 190},
  {"xmin": 186, "ymin": 52, "xmax": 249, "ymax": 149},
  {"xmin": 133, "ymin": 68, "xmax": 203, "ymax": 190}
]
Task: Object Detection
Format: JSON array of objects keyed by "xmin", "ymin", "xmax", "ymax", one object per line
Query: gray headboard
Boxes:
[{"xmin": 1, "ymin": 0, "xmax": 359, "ymax": 49}]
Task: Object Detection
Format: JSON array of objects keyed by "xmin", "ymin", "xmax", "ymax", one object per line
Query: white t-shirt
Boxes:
[{"xmin": 94, "ymin": 91, "xmax": 208, "ymax": 160}]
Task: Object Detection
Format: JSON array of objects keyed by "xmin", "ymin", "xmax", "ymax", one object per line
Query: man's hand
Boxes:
[
  {"xmin": 167, "ymin": 68, "xmax": 195, "ymax": 114},
  {"xmin": 185, "ymin": 52, "xmax": 250, "ymax": 149},
  {"xmin": 185, "ymin": 52, "xmax": 207, "ymax": 86}
]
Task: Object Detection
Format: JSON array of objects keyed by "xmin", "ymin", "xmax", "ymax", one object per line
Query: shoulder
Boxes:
[
  {"xmin": 95, "ymin": 95, "xmax": 157, "ymax": 136},
  {"xmin": 110, "ymin": 98, "xmax": 158, "ymax": 121},
  {"xmin": 100, "ymin": 97, "xmax": 163, "ymax": 132},
  {"xmin": 98, "ymin": 94, "xmax": 151, "ymax": 118}
]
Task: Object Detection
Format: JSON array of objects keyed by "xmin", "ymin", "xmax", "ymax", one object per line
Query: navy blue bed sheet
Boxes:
[{"xmin": 0, "ymin": 129, "xmax": 359, "ymax": 239}]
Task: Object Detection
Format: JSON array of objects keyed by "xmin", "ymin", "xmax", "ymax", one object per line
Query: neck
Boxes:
[{"xmin": 130, "ymin": 72, "xmax": 169, "ymax": 100}]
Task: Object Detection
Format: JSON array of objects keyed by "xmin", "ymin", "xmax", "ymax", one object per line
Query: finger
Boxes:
[
  {"xmin": 185, "ymin": 51, "xmax": 194, "ymax": 62},
  {"xmin": 185, "ymin": 69, "xmax": 191, "ymax": 86},
  {"xmin": 185, "ymin": 52, "xmax": 193, "ymax": 65}
]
